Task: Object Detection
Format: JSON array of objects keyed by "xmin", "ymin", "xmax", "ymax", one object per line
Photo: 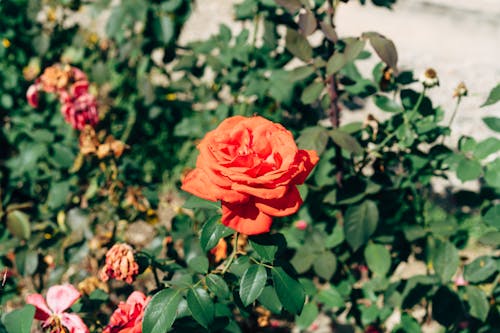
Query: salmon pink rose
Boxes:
[
  {"xmin": 103, "ymin": 291, "xmax": 150, "ymax": 333},
  {"xmin": 181, "ymin": 116, "xmax": 318, "ymax": 235}
]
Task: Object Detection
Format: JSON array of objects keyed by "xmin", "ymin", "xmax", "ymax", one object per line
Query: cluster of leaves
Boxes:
[{"xmin": 1, "ymin": 0, "xmax": 499, "ymax": 332}]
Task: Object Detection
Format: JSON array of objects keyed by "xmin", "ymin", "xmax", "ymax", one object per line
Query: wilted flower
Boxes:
[
  {"xmin": 26, "ymin": 64, "xmax": 99, "ymax": 130},
  {"xmin": 103, "ymin": 291, "xmax": 150, "ymax": 333},
  {"xmin": 99, "ymin": 243, "xmax": 139, "ymax": 284},
  {"xmin": 419, "ymin": 68, "xmax": 439, "ymax": 88},
  {"xmin": 124, "ymin": 187, "xmax": 150, "ymax": 212},
  {"xmin": 453, "ymin": 82, "xmax": 468, "ymax": 98},
  {"xmin": 78, "ymin": 276, "xmax": 109, "ymax": 296},
  {"xmin": 61, "ymin": 92, "xmax": 99, "ymax": 130},
  {"xmin": 39, "ymin": 64, "xmax": 72, "ymax": 93},
  {"xmin": 26, "ymin": 84, "xmax": 39, "ymax": 108},
  {"xmin": 210, "ymin": 238, "xmax": 228, "ymax": 263},
  {"xmin": 26, "ymin": 284, "xmax": 89, "ymax": 333}
]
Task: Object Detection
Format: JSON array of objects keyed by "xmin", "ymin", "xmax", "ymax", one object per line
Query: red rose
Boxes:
[
  {"xmin": 181, "ymin": 116, "xmax": 318, "ymax": 235},
  {"xmin": 103, "ymin": 291, "xmax": 150, "ymax": 333}
]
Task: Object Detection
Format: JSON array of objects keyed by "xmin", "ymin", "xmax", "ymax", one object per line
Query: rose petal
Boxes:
[
  {"xmin": 126, "ymin": 291, "xmax": 148, "ymax": 306},
  {"xmin": 291, "ymin": 149, "xmax": 319, "ymax": 184},
  {"xmin": 26, "ymin": 84, "xmax": 39, "ymax": 108},
  {"xmin": 230, "ymin": 183, "xmax": 288, "ymax": 200},
  {"xmin": 222, "ymin": 201, "xmax": 273, "ymax": 235},
  {"xmin": 182, "ymin": 168, "xmax": 247, "ymax": 203},
  {"xmin": 26, "ymin": 294, "xmax": 52, "ymax": 321},
  {"xmin": 254, "ymin": 186, "xmax": 302, "ymax": 217},
  {"xmin": 60, "ymin": 313, "xmax": 89, "ymax": 333},
  {"xmin": 46, "ymin": 284, "xmax": 81, "ymax": 314}
]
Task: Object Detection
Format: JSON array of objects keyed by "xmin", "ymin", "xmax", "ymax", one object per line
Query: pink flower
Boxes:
[
  {"xmin": 60, "ymin": 92, "xmax": 99, "ymax": 130},
  {"xmin": 295, "ymin": 220, "xmax": 308, "ymax": 230},
  {"xmin": 26, "ymin": 84, "xmax": 40, "ymax": 107},
  {"xmin": 26, "ymin": 284, "xmax": 89, "ymax": 333},
  {"xmin": 454, "ymin": 275, "xmax": 468, "ymax": 287},
  {"xmin": 103, "ymin": 291, "xmax": 150, "ymax": 333}
]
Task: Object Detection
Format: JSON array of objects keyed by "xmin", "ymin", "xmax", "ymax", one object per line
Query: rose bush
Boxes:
[{"xmin": 181, "ymin": 115, "xmax": 318, "ymax": 235}]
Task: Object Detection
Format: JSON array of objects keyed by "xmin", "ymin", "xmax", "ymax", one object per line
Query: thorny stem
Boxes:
[
  {"xmin": 327, "ymin": 0, "xmax": 343, "ymax": 187},
  {"xmin": 221, "ymin": 233, "xmax": 239, "ymax": 275}
]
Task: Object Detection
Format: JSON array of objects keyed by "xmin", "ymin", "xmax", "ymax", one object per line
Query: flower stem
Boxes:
[
  {"xmin": 448, "ymin": 96, "xmax": 461, "ymax": 128},
  {"xmin": 221, "ymin": 233, "xmax": 239, "ymax": 275},
  {"xmin": 409, "ymin": 87, "xmax": 427, "ymax": 121}
]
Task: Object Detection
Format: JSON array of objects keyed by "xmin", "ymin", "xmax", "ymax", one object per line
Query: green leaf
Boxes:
[
  {"xmin": 239, "ymin": 265, "xmax": 267, "ymax": 306},
  {"xmin": 482, "ymin": 116, "xmax": 500, "ymax": 132},
  {"xmin": 343, "ymin": 39, "xmax": 366, "ymax": 62},
  {"xmin": 459, "ymin": 136, "xmax": 477, "ymax": 152},
  {"xmin": 106, "ymin": 7, "xmax": 124, "ymax": 38},
  {"xmin": 6, "ymin": 210, "xmax": 30, "ymax": 240},
  {"xmin": 325, "ymin": 223, "xmax": 344, "ymax": 248},
  {"xmin": 206, "ymin": 274, "xmax": 230, "ymax": 300},
  {"xmin": 187, "ymin": 288, "xmax": 214, "ymax": 329},
  {"xmin": 316, "ymin": 286, "xmax": 344, "ymax": 308},
  {"xmin": 286, "ymin": 28, "xmax": 313, "ymax": 61},
  {"xmin": 301, "ymin": 82, "xmax": 324, "ymax": 104},
  {"xmin": 456, "ymin": 158, "xmax": 482, "ymax": 182},
  {"xmin": 344, "ymin": 200, "xmax": 379, "ymax": 251},
  {"xmin": 485, "ymin": 157, "xmax": 500, "ymax": 188},
  {"xmin": 364, "ymin": 243, "xmax": 391, "ymax": 276},
  {"xmin": 432, "ymin": 241, "xmax": 459, "ymax": 283},
  {"xmin": 3, "ymin": 305, "xmax": 35, "ymax": 333},
  {"xmin": 465, "ymin": 286, "xmax": 489, "ymax": 322},
  {"xmin": 373, "ymin": 95, "xmax": 403, "ymax": 113},
  {"xmin": 275, "ymin": 0, "xmax": 302, "ymax": 13},
  {"xmin": 481, "ymin": 83, "xmax": 500, "ymax": 107},
  {"xmin": 249, "ymin": 233, "xmax": 284, "ymax": 262},
  {"xmin": 397, "ymin": 313, "xmax": 422, "ymax": 333},
  {"xmin": 187, "ymin": 256, "xmax": 209, "ymax": 274},
  {"xmin": 464, "ymin": 256, "xmax": 498, "ymax": 283},
  {"xmin": 272, "ymin": 267, "xmax": 305, "ymax": 314},
  {"xmin": 289, "ymin": 66, "xmax": 315, "ymax": 82},
  {"xmin": 363, "ymin": 32, "xmax": 398, "ymax": 70},
  {"xmin": 296, "ymin": 126, "xmax": 329, "ymax": 155},
  {"xmin": 47, "ymin": 181, "xmax": 70, "ymax": 210},
  {"xmin": 483, "ymin": 205, "xmax": 500, "ymax": 229},
  {"xmin": 295, "ymin": 302, "xmax": 318, "ymax": 330},
  {"xmin": 155, "ymin": 15, "xmax": 174, "ymax": 44},
  {"xmin": 33, "ymin": 33, "xmax": 50, "ymax": 55},
  {"xmin": 474, "ymin": 137, "xmax": 500, "ymax": 160},
  {"xmin": 183, "ymin": 195, "xmax": 221, "ymax": 210},
  {"xmin": 298, "ymin": 8, "xmax": 317, "ymax": 36},
  {"xmin": 290, "ymin": 246, "xmax": 316, "ymax": 274},
  {"xmin": 313, "ymin": 251, "xmax": 337, "ymax": 280},
  {"xmin": 143, "ymin": 288, "xmax": 182, "ymax": 333},
  {"xmin": 257, "ymin": 286, "xmax": 282, "ymax": 314},
  {"xmin": 326, "ymin": 53, "xmax": 346, "ymax": 75},
  {"xmin": 329, "ymin": 129, "xmax": 363, "ymax": 155},
  {"xmin": 200, "ymin": 216, "xmax": 234, "ymax": 252}
]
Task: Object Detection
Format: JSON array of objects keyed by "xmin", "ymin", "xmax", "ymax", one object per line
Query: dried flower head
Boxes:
[
  {"xmin": 453, "ymin": 82, "xmax": 468, "ymax": 98},
  {"xmin": 39, "ymin": 64, "xmax": 72, "ymax": 93},
  {"xmin": 78, "ymin": 276, "xmax": 109, "ymax": 296},
  {"xmin": 99, "ymin": 243, "xmax": 139, "ymax": 284},
  {"xmin": 419, "ymin": 68, "xmax": 439, "ymax": 88},
  {"xmin": 210, "ymin": 238, "xmax": 228, "ymax": 264}
]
